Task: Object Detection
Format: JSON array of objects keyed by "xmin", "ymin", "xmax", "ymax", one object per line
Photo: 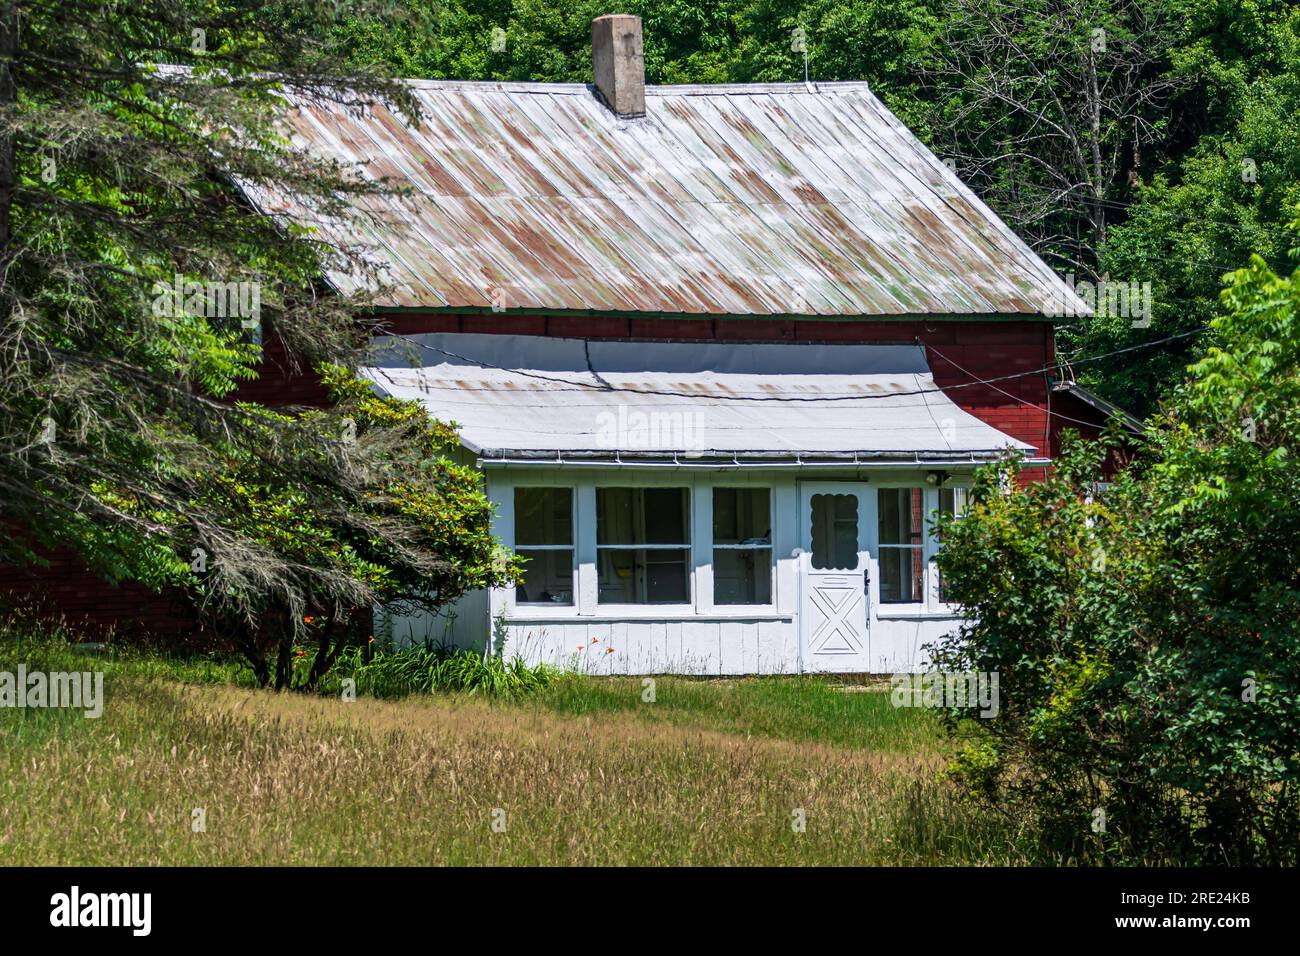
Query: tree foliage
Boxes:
[
  {"xmin": 0, "ymin": 0, "xmax": 514, "ymax": 685},
  {"xmin": 933, "ymin": 241, "xmax": 1300, "ymax": 863}
]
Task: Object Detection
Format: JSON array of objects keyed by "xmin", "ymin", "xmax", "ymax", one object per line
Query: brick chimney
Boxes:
[{"xmin": 591, "ymin": 14, "xmax": 645, "ymax": 118}]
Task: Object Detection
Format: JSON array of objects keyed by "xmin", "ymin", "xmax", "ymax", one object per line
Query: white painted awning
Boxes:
[{"xmin": 361, "ymin": 333, "xmax": 1034, "ymax": 464}]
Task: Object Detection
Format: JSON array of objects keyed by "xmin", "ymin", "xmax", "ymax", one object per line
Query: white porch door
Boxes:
[{"xmin": 797, "ymin": 483, "xmax": 871, "ymax": 672}]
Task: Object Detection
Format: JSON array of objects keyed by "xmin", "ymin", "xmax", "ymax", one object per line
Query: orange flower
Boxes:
[
  {"xmin": 303, "ymin": 616, "xmax": 315, "ymax": 624},
  {"xmin": 368, "ymin": 635, "xmax": 375, "ymax": 643},
  {"xmin": 576, "ymin": 645, "xmax": 585, "ymax": 651},
  {"xmin": 605, "ymin": 647, "xmax": 615, "ymax": 654},
  {"xmin": 590, "ymin": 637, "xmax": 600, "ymax": 645}
]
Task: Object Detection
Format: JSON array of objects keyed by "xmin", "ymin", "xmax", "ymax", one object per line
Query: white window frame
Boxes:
[
  {"xmin": 875, "ymin": 485, "xmax": 928, "ymax": 607},
  {"xmin": 870, "ymin": 478, "xmax": 970, "ymax": 620},
  {"xmin": 933, "ymin": 485, "xmax": 971, "ymax": 609}
]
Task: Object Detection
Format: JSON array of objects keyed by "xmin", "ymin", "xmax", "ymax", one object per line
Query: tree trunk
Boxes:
[{"xmin": 1085, "ymin": 43, "xmax": 1106, "ymax": 249}]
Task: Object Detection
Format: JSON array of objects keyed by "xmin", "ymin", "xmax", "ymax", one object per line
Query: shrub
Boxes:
[{"xmin": 933, "ymin": 250, "xmax": 1300, "ymax": 865}]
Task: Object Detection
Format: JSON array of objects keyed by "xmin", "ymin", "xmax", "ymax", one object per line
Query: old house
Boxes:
[
  {"xmin": 1, "ymin": 15, "xmax": 1124, "ymax": 672},
  {"xmin": 245, "ymin": 15, "xmax": 1118, "ymax": 674}
]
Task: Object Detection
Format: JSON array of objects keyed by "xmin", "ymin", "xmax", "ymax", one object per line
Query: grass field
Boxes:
[{"xmin": 0, "ymin": 637, "xmax": 1036, "ymax": 865}]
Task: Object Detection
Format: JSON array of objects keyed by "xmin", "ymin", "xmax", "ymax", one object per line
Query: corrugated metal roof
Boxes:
[
  {"xmin": 362, "ymin": 333, "xmax": 1034, "ymax": 461},
  {"xmin": 258, "ymin": 80, "xmax": 1087, "ymax": 317}
]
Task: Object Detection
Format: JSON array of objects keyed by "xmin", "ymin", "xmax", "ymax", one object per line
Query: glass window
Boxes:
[
  {"xmin": 597, "ymin": 488, "xmax": 690, "ymax": 604},
  {"xmin": 879, "ymin": 488, "xmax": 924, "ymax": 603},
  {"xmin": 810, "ymin": 493, "xmax": 858, "ymax": 570},
  {"xmin": 514, "ymin": 487, "xmax": 574, "ymax": 606},
  {"xmin": 713, "ymin": 488, "xmax": 772, "ymax": 605},
  {"xmin": 937, "ymin": 487, "xmax": 969, "ymax": 604}
]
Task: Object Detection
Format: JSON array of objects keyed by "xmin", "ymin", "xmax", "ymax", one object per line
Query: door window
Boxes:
[{"xmin": 810, "ymin": 493, "xmax": 859, "ymax": 570}]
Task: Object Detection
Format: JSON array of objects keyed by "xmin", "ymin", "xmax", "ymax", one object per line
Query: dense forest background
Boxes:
[{"xmin": 305, "ymin": 0, "xmax": 1300, "ymax": 417}]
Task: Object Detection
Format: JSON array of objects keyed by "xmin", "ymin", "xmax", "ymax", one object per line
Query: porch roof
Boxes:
[{"xmin": 361, "ymin": 333, "xmax": 1034, "ymax": 464}]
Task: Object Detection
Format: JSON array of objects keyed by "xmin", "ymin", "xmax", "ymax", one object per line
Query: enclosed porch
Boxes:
[{"xmin": 364, "ymin": 332, "xmax": 1037, "ymax": 673}]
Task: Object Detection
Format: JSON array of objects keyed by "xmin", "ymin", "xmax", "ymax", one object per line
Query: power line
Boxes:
[
  {"xmin": 925, "ymin": 341, "xmax": 1131, "ymax": 432},
  {"xmin": 373, "ymin": 325, "xmax": 1207, "ymax": 405},
  {"xmin": 941, "ymin": 162, "xmax": 1299, "ymax": 241}
]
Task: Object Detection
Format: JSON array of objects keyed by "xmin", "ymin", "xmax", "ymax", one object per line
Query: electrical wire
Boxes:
[{"xmin": 372, "ymin": 325, "xmax": 1207, "ymax": 406}]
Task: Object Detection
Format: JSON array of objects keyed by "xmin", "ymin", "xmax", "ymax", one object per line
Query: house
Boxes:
[
  {"xmin": 240, "ymin": 14, "xmax": 1120, "ymax": 675},
  {"xmin": 0, "ymin": 16, "xmax": 1122, "ymax": 671}
]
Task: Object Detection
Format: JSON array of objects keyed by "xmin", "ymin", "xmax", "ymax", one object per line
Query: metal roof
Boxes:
[
  {"xmin": 1050, "ymin": 379, "xmax": 1145, "ymax": 434},
  {"xmin": 261, "ymin": 80, "xmax": 1087, "ymax": 317},
  {"xmin": 361, "ymin": 333, "xmax": 1034, "ymax": 462}
]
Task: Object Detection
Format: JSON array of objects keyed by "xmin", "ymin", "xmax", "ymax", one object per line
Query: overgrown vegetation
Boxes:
[
  {"xmin": 323, "ymin": 641, "xmax": 560, "ymax": 698},
  {"xmin": 933, "ymin": 241, "xmax": 1300, "ymax": 865},
  {"xmin": 0, "ymin": 634, "xmax": 1031, "ymax": 865}
]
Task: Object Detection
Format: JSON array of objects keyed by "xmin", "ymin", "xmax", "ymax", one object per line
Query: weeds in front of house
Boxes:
[
  {"xmin": 322, "ymin": 641, "xmax": 560, "ymax": 699},
  {"xmin": 0, "ymin": 619, "xmax": 1040, "ymax": 864},
  {"xmin": 0, "ymin": 675, "xmax": 1034, "ymax": 865}
]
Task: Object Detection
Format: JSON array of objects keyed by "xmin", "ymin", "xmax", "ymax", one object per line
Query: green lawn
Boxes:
[{"xmin": 0, "ymin": 634, "xmax": 1035, "ymax": 865}]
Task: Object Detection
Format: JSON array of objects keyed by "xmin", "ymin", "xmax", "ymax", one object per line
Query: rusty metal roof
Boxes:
[
  {"xmin": 362, "ymin": 333, "xmax": 1035, "ymax": 461},
  {"xmin": 262, "ymin": 80, "xmax": 1084, "ymax": 317}
]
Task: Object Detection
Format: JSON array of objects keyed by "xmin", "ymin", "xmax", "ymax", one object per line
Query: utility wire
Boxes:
[
  {"xmin": 373, "ymin": 325, "xmax": 1207, "ymax": 405},
  {"xmin": 940, "ymin": 165, "xmax": 1299, "ymax": 242}
]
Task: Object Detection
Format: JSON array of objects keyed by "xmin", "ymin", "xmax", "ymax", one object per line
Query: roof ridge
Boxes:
[{"xmin": 398, "ymin": 78, "xmax": 874, "ymax": 95}]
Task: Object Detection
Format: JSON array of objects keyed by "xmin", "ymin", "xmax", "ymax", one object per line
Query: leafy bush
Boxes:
[{"xmin": 933, "ymin": 248, "xmax": 1300, "ymax": 865}]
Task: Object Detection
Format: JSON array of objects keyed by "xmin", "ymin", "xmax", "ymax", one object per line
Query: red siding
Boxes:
[
  {"xmin": 0, "ymin": 544, "xmax": 216, "ymax": 649},
  {"xmin": 227, "ymin": 334, "xmax": 332, "ymax": 407}
]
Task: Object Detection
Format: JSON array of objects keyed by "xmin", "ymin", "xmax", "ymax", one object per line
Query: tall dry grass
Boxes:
[{"xmin": 0, "ymin": 668, "xmax": 1036, "ymax": 864}]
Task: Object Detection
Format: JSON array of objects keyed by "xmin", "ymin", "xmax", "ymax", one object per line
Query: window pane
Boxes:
[
  {"xmin": 939, "ymin": 487, "xmax": 969, "ymax": 521},
  {"xmin": 937, "ymin": 488, "xmax": 968, "ymax": 603},
  {"xmin": 514, "ymin": 487, "xmax": 572, "ymax": 546},
  {"xmin": 596, "ymin": 488, "xmax": 689, "ymax": 545},
  {"xmin": 714, "ymin": 548, "xmax": 772, "ymax": 605},
  {"xmin": 597, "ymin": 548, "xmax": 690, "ymax": 604},
  {"xmin": 643, "ymin": 488, "xmax": 689, "ymax": 544},
  {"xmin": 596, "ymin": 487, "xmax": 636, "ymax": 545},
  {"xmin": 879, "ymin": 488, "xmax": 924, "ymax": 545},
  {"xmin": 880, "ymin": 547, "xmax": 924, "ymax": 603},
  {"xmin": 713, "ymin": 488, "xmax": 771, "ymax": 545},
  {"xmin": 516, "ymin": 549, "xmax": 574, "ymax": 605},
  {"xmin": 811, "ymin": 493, "xmax": 858, "ymax": 570}
]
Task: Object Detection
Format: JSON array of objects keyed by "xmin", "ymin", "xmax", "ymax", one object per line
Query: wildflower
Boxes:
[
  {"xmin": 368, "ymin": 635, "xmax": 375, "ymax": 644},
  {"xmin": 605, "ymin": 647, "xmax": 615, "ymax": 654},
  {"xmin": 303, "ymin": 616, "xmax": 315, "ymax": 624}
]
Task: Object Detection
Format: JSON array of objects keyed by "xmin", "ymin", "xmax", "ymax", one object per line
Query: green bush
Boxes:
[
  {"xmin": 933, "ymin": 249, "xmax": 1300, "ymax": 865},
  {"xmin": 319, "ymin": 642, "xmax": 559, "ymax": 700}
]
